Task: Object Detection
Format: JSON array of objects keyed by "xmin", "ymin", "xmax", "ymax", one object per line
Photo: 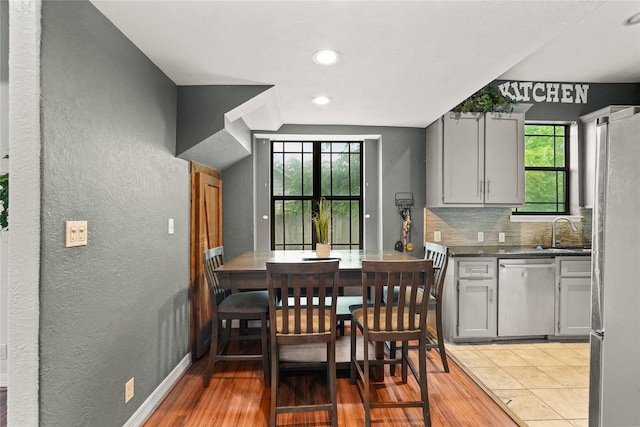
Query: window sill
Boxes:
[{"xmin": 510, "ymin": 215, "xmax": 582, "ymax": 223}]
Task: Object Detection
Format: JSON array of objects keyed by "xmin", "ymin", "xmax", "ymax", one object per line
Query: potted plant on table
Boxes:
[{"xmin": 312, "ymin": 197, "xmax": 331, "ymax": 258}]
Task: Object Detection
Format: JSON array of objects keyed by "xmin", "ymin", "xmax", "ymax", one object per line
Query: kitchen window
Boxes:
[
  {"xmin": 271, "ymin": 141, "xmax": 363, "ymax": 250},
  {"xmin": 513, "ymin": 123, "xmax": 570, "ymax": 214}
]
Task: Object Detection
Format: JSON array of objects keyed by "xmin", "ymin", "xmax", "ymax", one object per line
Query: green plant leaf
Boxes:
[
  {"xmin": 312, "ymin": 197, "xmax": 331, "ymax": 244},
  {"xmin": 451, "ymin": 85, "xmax": 515, "ymax": 113}
]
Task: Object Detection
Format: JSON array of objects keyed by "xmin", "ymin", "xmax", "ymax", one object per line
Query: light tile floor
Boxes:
[{"xmin": 445, "ymin": 341, "xmax": 590, "ymax": 427}]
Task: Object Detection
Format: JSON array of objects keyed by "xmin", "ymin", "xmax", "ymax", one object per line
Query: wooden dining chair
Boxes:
[
  {"xmin": 202, "ymin": 246, "xmax": 270, "ymax": 387},
  {"xmin": 422, "ymin": 242, "xmax": 450, "ymax": 372},
  {"xmin": 266, "ymin": 260, "xmax": 340, "ymax": 427},
  {"xmin": 350, "ymin": 259, "xmax": 434, "ymax": 427},
  {"xmin": 389, "ymin": 243, "xmax": 450, "ymax": 374}
]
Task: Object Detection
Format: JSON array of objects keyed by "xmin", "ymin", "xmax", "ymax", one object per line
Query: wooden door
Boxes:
[{"xmin": 190, "ymin": 162, "xmax": 222, "ymax": 360}]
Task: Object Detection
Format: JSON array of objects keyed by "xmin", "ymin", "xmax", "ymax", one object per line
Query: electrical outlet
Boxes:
[
  {"xmin": 0, "ymin": 344, "xmax": 6, "ymax": 360},
  {"xmin": 125, "ymin": 377, "xmax": 134, "ymax": 403},
  {"xmin": 478, "ymin": 231, "xmax": 484, "ymax": 242},
  {"xmin": 499, "ymin": 232, "xmax": 506, "ymax": 243},
  {"xmin": 434, "ymin": 231, "xmax": 441, "ymax": 242},
  {"xmin": 168, "ymin": 218, "xmax": 174, "ymax": 235}
]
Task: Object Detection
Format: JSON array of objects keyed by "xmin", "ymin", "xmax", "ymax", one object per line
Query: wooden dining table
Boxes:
[
  {"xmin": 217, "ymin": 249, "xmax": 418, "ymax": 377},
  {"xmin": 217, "ymin": 248, "xmax": 417, "ymax": 290}
]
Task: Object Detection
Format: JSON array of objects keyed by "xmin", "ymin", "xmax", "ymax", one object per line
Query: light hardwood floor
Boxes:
[{"xmin": 144, "ymin": 332, "xmax": 520, "ymax": 426}]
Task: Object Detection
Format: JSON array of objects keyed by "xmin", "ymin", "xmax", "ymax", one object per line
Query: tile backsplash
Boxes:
[{"xmin": 423, "ymin": 207, "xmax": 592, "ymax": 248}]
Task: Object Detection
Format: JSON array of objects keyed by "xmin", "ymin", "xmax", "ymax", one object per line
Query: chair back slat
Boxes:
[
  {"xmin": 361, "ymin": 259, "xmax": 433, "ymax": 334},
  {"xmin": 425, "ymin": 242, "xmax": 449, "ymax": 300},
  {"xmin": 267, "ymin": 260, "xmax": 339, "ymax": 339},
  {"xmin": 204, "ymin": 246, "xmax": 226, "ymax": 307}
]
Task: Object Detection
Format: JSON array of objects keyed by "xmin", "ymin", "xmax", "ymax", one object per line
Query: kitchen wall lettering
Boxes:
[{"xmin": 498, "ymin": 81, "xmax": 589, "ymax": 104}]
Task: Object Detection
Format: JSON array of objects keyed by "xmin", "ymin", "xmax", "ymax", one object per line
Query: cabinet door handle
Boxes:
[
  {"xmin": 489, "ymin": 289, "xmax": 493, "ymax": 303},
  {"xmin": 479, "ymin": 180, "xmax": 484, "ymax": 194},
  {"xmin": 486, "ymin": 180, "xmax": 490, "ymax": 194}
]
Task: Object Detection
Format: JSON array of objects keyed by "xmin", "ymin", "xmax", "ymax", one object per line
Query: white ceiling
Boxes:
[{"xmin": 91, "ymin": 0, "xmax": 640, "ymax": 130}]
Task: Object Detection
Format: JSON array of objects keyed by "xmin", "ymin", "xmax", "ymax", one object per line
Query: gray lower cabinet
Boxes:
[
  {"xmin": 556, "ymin": 256, "xmax": 592, "ymax": 336},
  {"xmin": 451, "ymin": 258, "xmax": 497, "ymax": 339}
]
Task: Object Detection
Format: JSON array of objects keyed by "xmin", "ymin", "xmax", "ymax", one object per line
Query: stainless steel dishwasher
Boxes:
[{"xmin": 498, "ymin": 258, "xmax": 556, "ymax": 337}]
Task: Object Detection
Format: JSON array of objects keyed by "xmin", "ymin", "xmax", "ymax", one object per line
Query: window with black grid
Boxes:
[
  {"xmin": 513, "ymin": 124, "xmax": 570, "ymax": 214},
  {"xmin": 271, "ymin": 141, "xmax": 363, "ymax": 250}
]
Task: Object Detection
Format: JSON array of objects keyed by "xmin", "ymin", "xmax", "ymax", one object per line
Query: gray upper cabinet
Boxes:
[
  {"xmin": 442, "ymin": 113, "xmax": 485, "ymax": 204},
  {"xmin": 426, "ymin": 111, "xmax": 525, "ymax": 207}
]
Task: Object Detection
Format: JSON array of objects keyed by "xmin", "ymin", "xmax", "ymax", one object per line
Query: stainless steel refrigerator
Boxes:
[{"xmin": 589, "ymin": 106, "xmax": 640, "ymax": 427}]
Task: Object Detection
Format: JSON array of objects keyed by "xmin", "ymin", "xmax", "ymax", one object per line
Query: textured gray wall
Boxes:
[
  {"xmin": 40, "ymin": 2, "xmax": 189, "ymax": 425},
  {"xmin": 177, "ymin": 85, "xmax": 272, "ymax": 154},
  {"xmin": 221, "ymin": 154, "xmax": 255, "ymax": 260},
  {"xmin": 224, "ymin": 125, "xmax": 426, "ymax": 259}
]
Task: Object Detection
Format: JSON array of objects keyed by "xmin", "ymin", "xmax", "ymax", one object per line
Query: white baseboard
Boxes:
[
  {"xmin": 0, "ymin": 373, "xmax": 6, "ymax": 387},
  {"xmin": 123, "ymin": 354, "xmax": 191, "ymax": 427}
]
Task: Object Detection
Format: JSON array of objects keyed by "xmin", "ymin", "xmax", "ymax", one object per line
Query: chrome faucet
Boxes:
[{"xmin": 551, "ymin": 216, "xmax": 578, "ymax": 248}]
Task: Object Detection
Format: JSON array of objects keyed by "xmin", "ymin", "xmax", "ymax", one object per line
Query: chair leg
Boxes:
[
  {"xmin": 363, "ymin": 336, "xmax": 371, "ymax": 427},
  {"xmin": 204, "ymin": 319, "xmax": 221, "ymax": 387},
  {"xmin": 261, "ymin": 314, "xmax": 270, "ymax": 385},
  {"xmin": 436, "ymin": 308, "xmax": 449, "ymax": 373},
  {"xmin": 350, "ymin": 322, "xmax": 357, "ymax": 384},
  {"xmin": 389, "ymin": 341, "xmax": 396, "ymax": 376},
  {"xmin": 327, "ymin": 341, "xmax": 337, "ymax": 427},
  {"xmin": 239, "ymin": 319, "xmax": 249, "ymax": 342},
  {"xmin": 401, "ymin": 341, "xmax": 408, "ymax": 384},
  {"xmin": 270, "ymin": 340, "xmax": 278, "ymax": 427},
  {"xmin": 221, "ymin": 320, "xmax": 232, "ymax": 354},
  {"xmin": 419, "ymin": 338, "xmax": 431, "ymax": 427}
]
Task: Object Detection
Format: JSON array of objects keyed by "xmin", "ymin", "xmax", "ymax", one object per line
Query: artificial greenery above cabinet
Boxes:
[{"xmin": 426, "ymin": 106, "xmax": 531, "ymax": 207}]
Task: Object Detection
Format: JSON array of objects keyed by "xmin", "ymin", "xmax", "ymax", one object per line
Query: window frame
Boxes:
[
  {"xmin": 270, "ymin": 140, "xmax": 363, "ymax": 250},
  {"xmin": 513, "ymin": 122, "xmax": 571, "ymax": 215}
]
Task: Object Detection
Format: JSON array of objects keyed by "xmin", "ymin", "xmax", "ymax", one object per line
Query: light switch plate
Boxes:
[
  {"xmin": 478, "ymin": 231, "xmax": 484, "ymax": 242},
  {"xmin": 434, "ymin": 231, "xmax": 441, "ymax": 242},
  {"xmin": 65, "ymin": 221, "xmax": 88, "ymax": 247},
  {"xmin": 499, "ymin": 232, "xmax": 506, "ymax": 243},
  {"xmin": 125, "ymin": 377, "xmax": 134, "ymax": 403}
]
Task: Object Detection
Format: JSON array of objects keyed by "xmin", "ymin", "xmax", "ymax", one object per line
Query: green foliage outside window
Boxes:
[
  {"xmin": 272, "ymin": 141, "xmax": 362, "ymax": 249},
  {"xmin": 514, "ymin": 124, "xmax": 569, "ymax": 214}
]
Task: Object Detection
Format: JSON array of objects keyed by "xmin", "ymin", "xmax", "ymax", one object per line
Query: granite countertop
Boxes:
[{"xmin": 448, "ymin": 245, "xmax": 591, "ymax": 257}]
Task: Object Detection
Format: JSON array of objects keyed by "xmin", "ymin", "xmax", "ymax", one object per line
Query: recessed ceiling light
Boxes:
[
  {"xmin": 623, "ymin": 11, "xmax": 640, "ymax": 26},
  {"xmin": 312, "ymin": 49, "xmax": 340, "ymax": 65},
  {"xmin": 311, "ymin": 96, "xmax": 332, "ymax": 105}
]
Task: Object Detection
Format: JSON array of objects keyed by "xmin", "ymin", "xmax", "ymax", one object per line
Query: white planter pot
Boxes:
[{"xmin": 316, "ymin": 243, "xmax": 331, "ymax": 258}]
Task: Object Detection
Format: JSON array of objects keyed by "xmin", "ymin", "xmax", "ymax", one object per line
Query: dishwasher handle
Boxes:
[{"xmin": 499, "ymin": 263, "xmax": 555, "ymax": 269}]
